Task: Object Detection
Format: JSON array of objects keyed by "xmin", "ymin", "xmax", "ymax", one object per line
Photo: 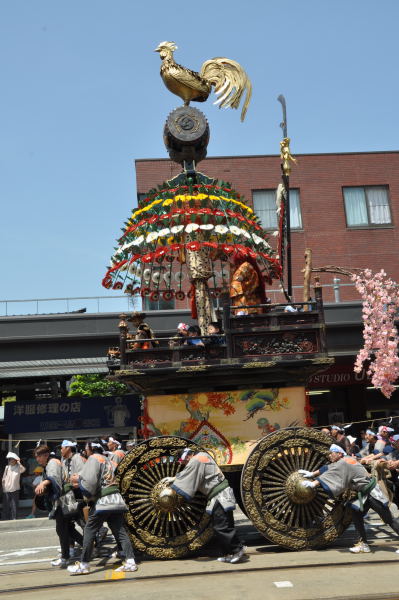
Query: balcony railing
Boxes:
[{"xmin": 109, "ymin": 288, "xmax": 328, "ymax": 374}]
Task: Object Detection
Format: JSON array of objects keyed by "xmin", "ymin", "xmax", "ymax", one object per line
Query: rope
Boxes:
[
  {"xmin": 2, "ymin": 415, "xmax": 399, "ymax": 445},
  {"xmin": 313, "ymin": 414, "xmax": 399, "ymax": 431}
]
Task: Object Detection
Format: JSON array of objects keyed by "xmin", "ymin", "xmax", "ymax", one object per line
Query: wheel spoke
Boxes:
[{"xmin": 262, "ymin": 471, "xmax": 286, "ymax": 484}]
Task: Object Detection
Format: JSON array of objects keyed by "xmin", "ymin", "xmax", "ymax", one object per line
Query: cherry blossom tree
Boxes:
[
  {"xmin": 351, "ymin": 269, "xmax": 399, "ymax": 398},
  {"xmin": 312, "ymin": 266, "xmax": 399, "ymax": 398}
]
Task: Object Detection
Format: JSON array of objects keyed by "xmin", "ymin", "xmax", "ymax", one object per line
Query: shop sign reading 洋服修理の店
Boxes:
[{"xmin": 4, "ymin": 395, "xmax": 141, "ymax": 433}]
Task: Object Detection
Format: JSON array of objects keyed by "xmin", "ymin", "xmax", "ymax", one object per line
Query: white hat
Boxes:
[
  {"xmin": 108, "ymin": 436, "xmax": 121, "ymax": 448},
  {"xmin": 61, "ymin": 440, "xmax": 77, "ymax": 448},
  {"xmin": 347, "ymin": 435, "xmax": 357, "ymax": 445},
  {"xmin": 180, "ymin": 447, "xmax": 195, "ymax": 460},
  {"xmin": 6, "ymin": 452, "xmax": 19, "ymax": 461},
  {"xmin": 366, "ymin": 429, "xmax": 377, "ymax": 437},
  {"xmin": 329, "ymin": 444, "xmax": 347, "ymax": 455},
  {"xmin": 177, "ymin": 322, "xmax": 189, "ymax": 331},
  {"xmin": 331, "ymin": 425, "xmax": 343, "ymax": 432}
]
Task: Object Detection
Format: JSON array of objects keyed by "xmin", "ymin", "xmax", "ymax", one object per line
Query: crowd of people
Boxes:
[
  {"xmin": 306, "ymin": 422, "xmax": 399, "ymax": 553},
  {"xmin": 27, "ymin": 435, "xmax": 139, "ymax": 575},
  {"xmin": 119, "ymin": 312, "xmax": 226, "ymax": 351},
  {"xmin": 1, "ymin": 435, "xmax": 244, "ymax": 576},
  {"xmin": 168, "ymin": 321, "xmax": 225, "ymax": 348},
  {"xmin": 3, "ymin": 420, "xmax": 399, "ymax": 575}
]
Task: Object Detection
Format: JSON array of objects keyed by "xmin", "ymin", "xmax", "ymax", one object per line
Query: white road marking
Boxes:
[
  {"xmin": 274, "ymin": 581, "xmax": 294, "ymax": 588},
  {"xmin": 0, "ymin": 546, "xmax": 58, "ymax": 558},
  {"xmin": 1, "ymin": 527, "xmax": 55, "ymax": 534},
  {"xmin": 0, "ymin": 558, "xmax": 54, "ymax": 566}
]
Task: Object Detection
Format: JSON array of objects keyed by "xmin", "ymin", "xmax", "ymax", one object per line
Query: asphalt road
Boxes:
[{"xmin": 1, "ymin": 512, "xmax": 399, "ymax": 600}]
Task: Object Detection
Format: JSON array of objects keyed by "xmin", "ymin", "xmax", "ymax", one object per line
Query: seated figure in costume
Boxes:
[
  {"xmin": 128, "ymin": 312, "xmax": 158, "ymax": 349},
  {"xmin": 163, "ymin": 448, "xmax": 246, "ymax": 564},
  {"xmin": 298, "ymin": 443, "xmax": 399, "ymax": 554},
  {"xmin": 229, "ymin": 259, "xmax": 266, "ymax": 315}
]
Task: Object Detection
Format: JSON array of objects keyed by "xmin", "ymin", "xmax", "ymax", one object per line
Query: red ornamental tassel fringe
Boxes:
[{"xmin": 190, "ymin": 284, "xmax": 197, "ymax": 319}]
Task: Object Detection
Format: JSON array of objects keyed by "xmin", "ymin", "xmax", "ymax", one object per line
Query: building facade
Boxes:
[{"xmin": 136, "ymin": 151, "xmax": 399, "ymax": 305}]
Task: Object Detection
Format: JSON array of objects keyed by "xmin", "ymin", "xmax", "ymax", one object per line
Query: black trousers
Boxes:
[
  {"xmin": 55, "ymin": 508, "xmax": 84, "ymax": 559},
  {"xmin": 68, "ymin": 520, "xmax": 84, "ymax": 547},
  {"xmin": 55, "ymin": 507, "xmax": 71, "ymax": 559},
  {"xmin": 211, "ymin": 502, "xmax": 242, "ymax": 555},
  {"xmin": 351, "ymin": 495, "xmax": 399, "ymax": 544},
  {"xmin": 81, "ymin": 507, "xmax": 135, "ymax": 563}
]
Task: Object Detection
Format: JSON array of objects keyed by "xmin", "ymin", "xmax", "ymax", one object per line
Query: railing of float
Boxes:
[{"xmin": 111, "ymin": 295, "xmax": 328, "ymax": 369}]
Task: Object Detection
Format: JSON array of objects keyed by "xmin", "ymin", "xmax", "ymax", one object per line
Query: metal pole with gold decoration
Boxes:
[{"xmin": 277, "ymin": 95, "xmax": 297, "ymax": 299}]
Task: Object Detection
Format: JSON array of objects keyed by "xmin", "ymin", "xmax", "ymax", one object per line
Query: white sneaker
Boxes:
[
  {"xmin": 51, "ymin": 557, "xmax": 67, "ymax": 568},
  {"xmin": 230, "ymin": 547, "xmax": 246, "ymax": 564},
  {"xmin": 114, "ymin": 560, "xmax": 138, "ymax": 573},
  {"xmin": 217, "ymin": 555, "xmax": 233, "ymax": 563},
  {"xmin": 349, "ymin": 541, "xmax": 371, "ymax": 554},
  {"xmin": 68, "ymin": 561, "xmax": 90, "ymax": 575}
]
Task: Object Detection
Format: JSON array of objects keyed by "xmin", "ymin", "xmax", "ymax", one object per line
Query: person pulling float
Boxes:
[
  {"xmin": 298, "ymin": 443, "xmax": 399, "ymax": 554},
  {"xmin": 162, "ymin": 447, "xmax": 246, "ymax": 564}
]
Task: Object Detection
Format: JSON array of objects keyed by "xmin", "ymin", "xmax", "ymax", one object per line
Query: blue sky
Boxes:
[{"xmin": 1, "ymin": 0, "xmax": 398, "ymax": 311}]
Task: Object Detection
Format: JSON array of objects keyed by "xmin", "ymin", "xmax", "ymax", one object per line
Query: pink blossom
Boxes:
[{"xmin": 353, "ymin": 269, "xmax": 399, "ymax": 398}]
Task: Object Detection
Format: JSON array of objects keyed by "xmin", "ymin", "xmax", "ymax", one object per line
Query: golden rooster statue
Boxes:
[{"xmin": 155, "ymin": 41, "xmax": 252, "ymax": 122}]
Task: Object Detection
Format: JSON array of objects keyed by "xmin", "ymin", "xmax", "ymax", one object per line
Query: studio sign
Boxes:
[{"xmin": 308, "ymin": 368, "xmax": 368, "ymax": 387}]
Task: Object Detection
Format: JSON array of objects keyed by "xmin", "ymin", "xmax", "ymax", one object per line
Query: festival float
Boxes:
[{"xmin": 102, "ymin": 42, "xmax": 351, "ymax": 556}]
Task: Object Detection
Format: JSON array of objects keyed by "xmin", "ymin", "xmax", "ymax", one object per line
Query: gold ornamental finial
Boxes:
[
  {"xmin": 118, "ymin": 313, "xmax": 128, "ymax": 329},
  {"xmin": 280, "ymin": 137, "xmax": 297, "ymax": 176},
  {"xmin": 155, "ymin": 41, "xmax": 252, "ymax": 121}
]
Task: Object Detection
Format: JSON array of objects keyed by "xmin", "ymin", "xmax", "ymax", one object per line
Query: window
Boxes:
[
  {"xmin": 252, "ymin": 189, "xmax": 302, "ymax": 230},
  {"xmin": 137, "ymin": 193, "xmax": 147, "ymax": 204},
  {"xmin": 343, "ymin": 186, "xmax": 391, "ymax": 227},
  {"xmin": 143, "ymin": 297, "xmax": 175, "ymax": 311}
]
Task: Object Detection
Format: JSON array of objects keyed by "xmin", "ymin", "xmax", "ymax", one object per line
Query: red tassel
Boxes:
[{"xmin": 190, "ymin": 284, "xmax": 197, "ymax": 319}]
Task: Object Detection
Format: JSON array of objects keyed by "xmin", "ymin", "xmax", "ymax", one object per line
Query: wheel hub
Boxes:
[
  {"xmin": 285, "ymin": 472, "xmax": 316, "ymax": 504},
  {"xmin": 151, "ymin": 479, "xmax": 184, "ymax": 513}
]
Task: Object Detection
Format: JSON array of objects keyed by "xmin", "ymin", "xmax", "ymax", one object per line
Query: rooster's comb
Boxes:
[{"xmin": 155, "ymin": 41, "xmax": 178, "ymax": 52}]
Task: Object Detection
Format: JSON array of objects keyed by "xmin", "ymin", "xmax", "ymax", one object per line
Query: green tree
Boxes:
[{"xmin": 68, "ymin": 374, "xmax": 130, "ymax": 397}]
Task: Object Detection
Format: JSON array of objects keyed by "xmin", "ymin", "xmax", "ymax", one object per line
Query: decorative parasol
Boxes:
[{"xmin": 102, "ymin": 177, "xmax": 282, "ymax": 331}]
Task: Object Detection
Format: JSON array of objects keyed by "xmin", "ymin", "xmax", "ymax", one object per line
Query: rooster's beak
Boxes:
[{"xmin": 154, "ymin": 47, "xmax": 161, "ymax": 52}]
